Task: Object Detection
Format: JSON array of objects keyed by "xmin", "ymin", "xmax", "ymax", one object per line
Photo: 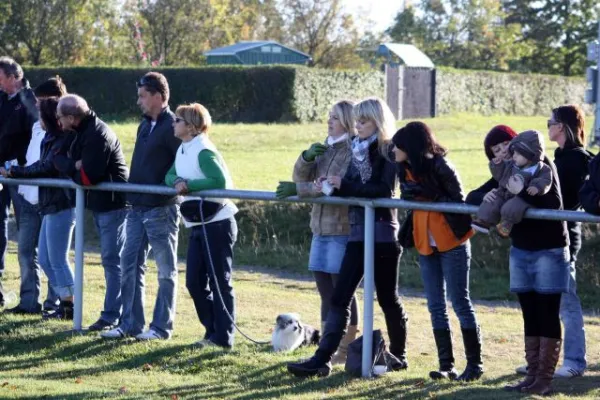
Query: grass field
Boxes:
[
  {"xmin": 0, "ymin": 243, "xmax": 599, "ymax": 399},
  {"xmin": 1, "ymin": 113, "xmax": 600, "ymax": 399},
  {"xmin": 112, "ymin": 113, "xmax": 552, "ymax": 191}
]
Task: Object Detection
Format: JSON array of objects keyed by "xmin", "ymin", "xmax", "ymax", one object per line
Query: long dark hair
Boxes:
[
  {"xmin": 392, "ymin": 121, "xmax": 447, "ymax": 177},
  {"xmin": 552, "ymin": 105, "xmax": 585, "ymax": 148},
  {"xmin": 39, "ymin": 97, "xmax": 61, "ymax": 133}
]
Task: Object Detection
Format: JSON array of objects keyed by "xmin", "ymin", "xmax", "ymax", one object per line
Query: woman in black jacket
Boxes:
[
  {"xmin": 393, "ymin": 122, "xmax": 482, "ymax": 382},
  {"xmin": 546, "ymin": 105, "xmax": 592, "ymax": 378},
  {"xmin": 287, "ymin": 97, "xmax": 407, "ymax": 378},
  {"xmin": 503, "ymin": 147, "xmax": 570, "ymax": 395},
  {"xmin": 8, "ymin": 98, "xmax": 76, "ymax": 320}
]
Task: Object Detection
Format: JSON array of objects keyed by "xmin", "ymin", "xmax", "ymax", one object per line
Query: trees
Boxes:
[{"xmin": 388, "ymin": 0, "xmax": 600, "ymax": 76}]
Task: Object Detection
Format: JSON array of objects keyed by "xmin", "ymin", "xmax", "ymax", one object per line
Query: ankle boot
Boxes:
[
  {"xmin": 331, "ymin": 325, "xmax": 358, "ymax": 365},
  {"xmin": 287, "ymin": 356, "xmax": 332, "ymax": 378},
  {"xmin": 430, "ymin": 329, "xmax": 457, "ymax": 380},
  {"xmin": 456, "ymin": 326, "xmax": 484, "ymax": 381},
  {"xmin": 504, "ymin": 336, "xmax": 540, "ymax": 391},
  {"xmin": 521, "ymin": 337, "xmax": 561, "ymax": 395}
]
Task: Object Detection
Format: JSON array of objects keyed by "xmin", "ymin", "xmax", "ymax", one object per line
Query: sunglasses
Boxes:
[
  {"xmin": 547, "ymin": 120, "xmax": 560, "ymax": 129},
  {"xmin": 136, "ymin": 76, "xmax": 159, "ymax": 89}
]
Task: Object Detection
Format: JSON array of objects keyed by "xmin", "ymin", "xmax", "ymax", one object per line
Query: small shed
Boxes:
[
  {"xmin": 204, "ymin": 41, "xmax": 311, "ymax": 65},
  {"xmin": 377, "ymin": 43, "xmax": 436, "ymax": 120}
]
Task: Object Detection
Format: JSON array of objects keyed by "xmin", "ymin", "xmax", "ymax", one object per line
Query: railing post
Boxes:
[
  {"xmin": 362, "ymin": 205, "xmax": 375, "ymax": 378},
  {"xmin": 73, "ymin": 187, "xmax": 85, "ymax": 331}
]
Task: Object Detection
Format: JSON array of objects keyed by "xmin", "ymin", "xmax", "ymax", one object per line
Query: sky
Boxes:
[{"xmin": 342, "ymin": 1, "xmax": 404, "ymax": 33}]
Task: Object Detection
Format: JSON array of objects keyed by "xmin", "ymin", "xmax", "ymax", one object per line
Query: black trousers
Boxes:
[{"xmin": 316, "ymin": 241, "xmax": 407, "ymax": 362}]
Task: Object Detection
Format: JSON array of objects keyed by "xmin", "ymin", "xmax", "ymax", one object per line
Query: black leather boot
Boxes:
[
  {"xmin": 456, "ymin": 327, "xmax": 484, "ymax": 381},
  {"xmin": 385, "ymin": 313, "xmax": 408, "ymax": 370},
  {"xmin": 287, "ymin": 307, "xmax": 347, "ymax": 378},
  {"xmin": 430, "ymin": 328, "xmax": 458, "ymax": 380}
]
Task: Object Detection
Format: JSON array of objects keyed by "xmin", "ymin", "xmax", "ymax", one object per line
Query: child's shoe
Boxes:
[{"xmin": 496, "ymin": 221, "xmax": 513, "ymax": 238}]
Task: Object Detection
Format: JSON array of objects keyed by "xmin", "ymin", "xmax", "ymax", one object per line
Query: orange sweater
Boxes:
[{"xmin": 405, "ymin": 170, "xmax": 473, "ymax": 256}]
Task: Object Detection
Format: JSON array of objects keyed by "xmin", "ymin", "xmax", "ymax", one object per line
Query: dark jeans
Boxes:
[
  {"xmin": 313, "ymin": 271, "xmax": 359, "ymax": 326},
  {"xmin": 0, "ymin": 185, "xmax": 20, "ymax": 278},
  {"xmin": 186, "ymin": 217, "xmax": 238, "ymax": 348},
  {"xmin": 315, "ymin": 241, "xmax": 406, "ymax": 362}
]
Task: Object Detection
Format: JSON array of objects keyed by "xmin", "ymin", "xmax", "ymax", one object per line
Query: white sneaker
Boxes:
[
  {"xmin": 554, "ymin": 365, "xmax": 584, "ymax": 378},
  {"xmin": 100, "ymin": 327, "xmax": 127, "ymax": 339},
  {"xmin": 135, "ymin": 329, "xmax": 164, "ymax": 341},
  {"xmin": 515, "ymin": 364, "xmax": 527, "ymax": 375}
]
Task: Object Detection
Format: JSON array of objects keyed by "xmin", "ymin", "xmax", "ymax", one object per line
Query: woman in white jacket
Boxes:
[{"xmin": 165, "ymin": 103, "xmax": 238, "ymax": 350}]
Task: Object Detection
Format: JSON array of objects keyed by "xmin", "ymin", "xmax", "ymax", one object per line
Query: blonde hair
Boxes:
[
  {"xmin": 332, "ymin": 100, "xmax": 357, "ymax": 136},
  {"xmin": 175, "ymin": 103, "xmax": 212, "ymax": 135},
  {"xmin": 354, "ymin": 97, "xmax": 396, "ymax": 157}
]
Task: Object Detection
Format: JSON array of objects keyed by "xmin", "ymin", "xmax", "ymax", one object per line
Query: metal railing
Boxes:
[{"xmin": 2, "ymin": 176, "xmax": 600, "ymax": 378}]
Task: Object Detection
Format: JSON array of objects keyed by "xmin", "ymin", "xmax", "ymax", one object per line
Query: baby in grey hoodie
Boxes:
[{"xmin": 472, "ymin": 130, "xmax": 552, "ymax": 237}]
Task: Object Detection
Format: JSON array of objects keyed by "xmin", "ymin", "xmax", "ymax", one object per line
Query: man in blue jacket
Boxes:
[{"xmin": 102, "ymin": 72, "xmax": 181, "ymax": 340}]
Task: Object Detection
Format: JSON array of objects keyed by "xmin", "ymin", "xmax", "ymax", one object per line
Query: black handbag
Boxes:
[
  {"xmin": 179, "ymin": 199, "xmax": 224, "ymax": 223},
  {"xmin": 397, "ymin": 210, "xmax": 414, "ymax": 249},
  {"xmin": 345, "ymin": 329, "xmax": 387, "ymax": 377}
]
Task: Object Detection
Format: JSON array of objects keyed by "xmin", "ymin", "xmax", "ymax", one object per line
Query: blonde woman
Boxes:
[
  {"xmin": 288, "ymin": 97, "xmax": 408, "ymax": 377},
  {"xmin": 165, "ymin": 103, "xmax": 238, "ymax": 350},
  {"xmin": 276, "ymin": 100, "xmax": 359, "ymax": 364}
]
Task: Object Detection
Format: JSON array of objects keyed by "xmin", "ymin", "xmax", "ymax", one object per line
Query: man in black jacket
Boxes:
[
  {"xmin": 0, "ymin": 57, "xmax": 37, "ymax": 308},
  {"xmin": 54, "ymin": 94, "xmax": 129, "ymax": 330},
  {"xmin": 102, "ymin": 72, "xmax": 181, "ymax": 341}
]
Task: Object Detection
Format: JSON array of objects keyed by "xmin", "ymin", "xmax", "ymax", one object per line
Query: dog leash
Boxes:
[{"xmin": 199, "ymin": 198, "xmax": 271, "ymax": 345}]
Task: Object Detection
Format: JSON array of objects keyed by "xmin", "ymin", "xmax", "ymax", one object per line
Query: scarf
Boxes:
[{"xmin": 351, "ymin": 134, "xmax": 377, "ymax": 162}]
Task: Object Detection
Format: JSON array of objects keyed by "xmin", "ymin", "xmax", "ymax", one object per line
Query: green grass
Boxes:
[
  {"xmin": 112, "ymin": 113, "xmax": 552, "ymax": 191},
  {"xmin": 0, "ymin": 243, "xmax": 599, "ymax": 399}
]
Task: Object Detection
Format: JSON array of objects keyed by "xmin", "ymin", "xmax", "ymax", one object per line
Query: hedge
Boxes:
[
  {"xmin": 436, "ymin": 67, "xmax": 592, "ymax": 116},
  {"xmin": 24, "ymin": 66, "xmax": 384, "ymax": 122},
  {"xmin": 23, "ymin": 65, "xmax": 590, "ymax": 121}
]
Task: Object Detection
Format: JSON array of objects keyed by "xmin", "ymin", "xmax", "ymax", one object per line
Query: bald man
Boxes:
[{"xmin": 54, "ymin": 94, "xmax": 130, "ymax": 328}]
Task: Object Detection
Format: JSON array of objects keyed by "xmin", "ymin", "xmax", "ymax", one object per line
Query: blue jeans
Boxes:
[
  {"xmin": 93, "ymin": 209, "xmax": 127, "ymax": 325},
  {"xmin": 16, "ymin": 196, "xmax": 59, "ymax": 311},
  {"xmin": 560, "ymin": 262, "xmax": 587, "ymax": 372},
  {"xmin": 38, "ymin": 208, "xmax": 76, "ymax": 299},
  {"xmin": 186, "ymin": 218, "xmax": 237, "ymax": 348},
  {"xmin": 119, "ymin": 205, "xmax": 179, "ymax": 338},
  {"xmin": 419, "ymin": 242, "xmax": 478, "ymax": 330},
  {"xmin": 0, "ymin": 185, "xmax": 21, "ymax": 278}
]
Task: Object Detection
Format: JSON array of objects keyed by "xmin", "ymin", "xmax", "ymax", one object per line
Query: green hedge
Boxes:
[
  {"xmin": 436, "ymin": 67, "xmax": 591, "ymax": 116},
  {"xmin": 24, "ymin": 66, "xmax": 384, "ymax": 122},
  {"xmin": 292, "ymin": 68, "xmax": 385, "ymax": 122}
]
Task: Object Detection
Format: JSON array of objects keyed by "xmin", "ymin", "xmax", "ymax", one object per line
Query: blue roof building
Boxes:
[{"xmin": 204, "ymin": 41, "xmax": 312, "ymax": 65}]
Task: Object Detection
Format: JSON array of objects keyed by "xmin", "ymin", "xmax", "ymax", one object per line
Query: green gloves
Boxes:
[
  {"xmin": 276, "ymin": 181, "xmax": 297, "ymax": 199},
  {"xmin": 303, "ymin": 143, "xmax": 328, "ymax": 162}
]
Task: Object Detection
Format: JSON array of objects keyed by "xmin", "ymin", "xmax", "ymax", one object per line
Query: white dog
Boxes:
[{"xmin": 271, "ymin": 313, "xmax": 320, "ymax": 352}]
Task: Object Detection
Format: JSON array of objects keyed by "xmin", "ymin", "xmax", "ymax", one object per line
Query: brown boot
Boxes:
[
  {"xmin": 504, "ymin": 336, "xmax": 539, "ymax": 391},
  {"xmin": 331, "ymin": 325, "xmax": 358, "ymax": 365},
  {"xmin": 521, "ymin": 337, "xmax": 561, "ymax": 395}
]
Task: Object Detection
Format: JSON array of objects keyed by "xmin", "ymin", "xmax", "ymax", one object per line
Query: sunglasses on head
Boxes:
[{"xmin": 136, "ymin": 76, "xmax": 158, "ymax": 89}]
